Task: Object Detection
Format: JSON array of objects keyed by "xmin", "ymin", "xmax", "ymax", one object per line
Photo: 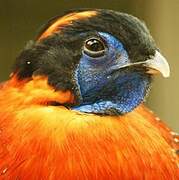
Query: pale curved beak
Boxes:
[
  {"xmin": 111, "ymin": 50, "xmax": 170, "ymax": 78},
  {"xmin": 145, "ymin": 51, "xmax": 170, "ymax": 78}
]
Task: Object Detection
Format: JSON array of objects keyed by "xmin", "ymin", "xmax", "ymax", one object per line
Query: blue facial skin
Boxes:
[{"xmin": 73, "ymin": 32, "xmax": 150, "ymax": 115}]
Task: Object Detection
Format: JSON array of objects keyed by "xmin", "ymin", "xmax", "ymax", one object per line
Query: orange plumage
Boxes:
[
  {"xmin": 0, "ymin": 9, "xmax": 179, "ymax": 180},
  {"xmin": 0, "ymin": 76, "xmax": 178, "ymax": 179}
]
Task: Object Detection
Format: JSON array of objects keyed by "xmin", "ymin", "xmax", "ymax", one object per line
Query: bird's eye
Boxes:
[{"xmin": 84, "ymin": 38, "xmax": 106, "ymax": 58}]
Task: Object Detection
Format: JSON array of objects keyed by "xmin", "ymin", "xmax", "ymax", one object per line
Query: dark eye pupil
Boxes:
[
  {"xmin": 86, "ymin": 39, "xmax": 104, "ymax": 52},
  {"xmin": 84, "ymin": 38, "xmax": 106, "ymax": 58}
]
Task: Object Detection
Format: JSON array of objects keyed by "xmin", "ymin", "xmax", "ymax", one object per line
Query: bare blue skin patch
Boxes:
[{"xmin": 73, "ymin": 32, "xmax": 151, "ymax": 115}]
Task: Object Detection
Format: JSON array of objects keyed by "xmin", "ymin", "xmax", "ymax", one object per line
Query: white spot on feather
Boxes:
[
  {"xmin": 1, "ymin": 167, "xmax": 8, "ymax": 175},
  {"xmin": 171, "ymin": 131, "xmax": 179, "ymax": 136},
  {"xmin": 155, "ymin": 117, "xmax": 160, "ymax": 121},
  {"xmin": 174, "ymin": 138, "xmax": 179, "ymax": 143}
]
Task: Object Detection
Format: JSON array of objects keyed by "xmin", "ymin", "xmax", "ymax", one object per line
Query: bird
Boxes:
[{"xmin": 0, "ymin": 8, "xmax": 178, "ymax": 180}]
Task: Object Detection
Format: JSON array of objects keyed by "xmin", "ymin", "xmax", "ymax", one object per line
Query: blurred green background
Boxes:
[{"xmin": 0, "ymin": 0, "xmax": 178, "ymax": 131}]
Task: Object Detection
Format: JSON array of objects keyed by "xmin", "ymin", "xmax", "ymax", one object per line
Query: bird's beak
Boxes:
[
  {"xmin": 144, "ymin": 51, "xmax": 170, "ymax": 78},
  {"xmin": 111, "ymin": 50, "xmax": 170, "ymax": 78}
]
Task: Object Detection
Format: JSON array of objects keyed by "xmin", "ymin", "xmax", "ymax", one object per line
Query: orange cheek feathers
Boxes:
[{"xmin": 4, "ymin": 75, "xmax": 75, "ymax": 106}]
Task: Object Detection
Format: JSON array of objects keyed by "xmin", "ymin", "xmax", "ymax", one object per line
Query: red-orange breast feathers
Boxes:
[{"xmin": 0, "ymin": 76, "xmax": 178, "ymax": 180}]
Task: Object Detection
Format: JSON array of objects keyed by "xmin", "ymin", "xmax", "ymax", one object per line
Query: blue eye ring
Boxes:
[{"xmin": 83, "ymin": 37, "xmax": 106, "ymax": 58}]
